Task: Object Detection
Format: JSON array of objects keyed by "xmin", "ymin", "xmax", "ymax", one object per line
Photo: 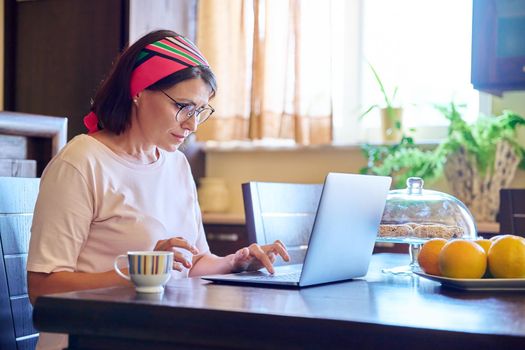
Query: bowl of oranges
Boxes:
[{"xmin": 415, "ymin": 235, "xmax": 525, "ymax": 290}]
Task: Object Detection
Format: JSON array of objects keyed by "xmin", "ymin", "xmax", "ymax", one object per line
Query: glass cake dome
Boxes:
[
  {"xmin": 378, "ymin": 177, "xmax": 477, "ymax": 244},
  {"xmin": 377, "ymin": 177, "xmax": 478, "ymax": 275}
]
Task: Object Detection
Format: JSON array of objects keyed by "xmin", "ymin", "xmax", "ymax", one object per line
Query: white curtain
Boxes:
[{"xmin": 196, "ymin": 0, "xmax": 334, "ymax": 145}]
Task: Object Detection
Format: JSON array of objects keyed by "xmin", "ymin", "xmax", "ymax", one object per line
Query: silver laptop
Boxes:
[{"xmin": 201, "ymin": 173, "xmax": 392, "ymax": 287}]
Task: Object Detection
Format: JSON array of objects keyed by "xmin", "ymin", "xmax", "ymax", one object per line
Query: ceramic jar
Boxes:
[{"xmin": 197, "ymin": 177, "xmax": 230, "ymax": 213}]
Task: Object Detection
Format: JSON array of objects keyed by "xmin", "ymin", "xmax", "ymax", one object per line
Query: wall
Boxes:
[
  {"xmin": 492, "ymin": 91, "xmax": 525, "ymax": 116},
  {"xmin": 205, "ymin": 146, "xmax": 449, "ymax": 215}
]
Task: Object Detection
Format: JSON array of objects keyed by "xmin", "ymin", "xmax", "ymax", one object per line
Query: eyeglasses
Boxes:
[{"xmin": 160, "ymin": 90, "xmax": 214, "ymax": 125}]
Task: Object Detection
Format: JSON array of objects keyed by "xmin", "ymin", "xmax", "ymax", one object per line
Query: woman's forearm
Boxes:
[
  {"xmin": 29, "ymin": 253, "xmax": 237, "ymax": 303},
  {"xmin": 189, "ymin": 253, "xmax": 234, "ymax": 277},
  {"xmin": 28, "ymin": 270, "xmax": 131, "ymax": 305}
]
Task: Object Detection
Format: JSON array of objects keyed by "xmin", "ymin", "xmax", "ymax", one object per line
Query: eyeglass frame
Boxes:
[{"xmin": 159, "ymin": 90, "xmax": 215, "ymax": 125}]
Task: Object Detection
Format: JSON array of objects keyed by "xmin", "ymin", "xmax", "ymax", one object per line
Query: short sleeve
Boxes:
[
  {"xmin": 190, "ymin": 174, "xmax": 210, "ymax": 255},
  {"xmin": 27, "ymin": 159, "xmax": 94, "ymax": 273}
]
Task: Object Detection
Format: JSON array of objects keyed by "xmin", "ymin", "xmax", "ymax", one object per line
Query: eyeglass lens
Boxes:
[{"xmin": 177, "ymin": 106, "xmax": 213, "ymax": 124}]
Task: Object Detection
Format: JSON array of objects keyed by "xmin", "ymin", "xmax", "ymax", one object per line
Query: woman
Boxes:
[{"xmin": 27, "ymin": 30, "xmax": 289, "ymax": 350}]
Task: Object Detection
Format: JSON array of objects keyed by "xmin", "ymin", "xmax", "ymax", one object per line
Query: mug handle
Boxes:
[{"xmin": 114, "ymin": 254, "xmax": 130, "ymax": 281}]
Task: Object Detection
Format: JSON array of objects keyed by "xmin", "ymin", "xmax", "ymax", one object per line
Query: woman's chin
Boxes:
[{"xmin": 158, "ymin": 143, "xmax": 181, "ymax": 153}]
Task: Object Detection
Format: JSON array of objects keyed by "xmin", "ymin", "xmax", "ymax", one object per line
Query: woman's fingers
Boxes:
[
  {"xmin": 232, "ymin": 240, "xmax": 291, "ymax": 274},
  {"xmin": 172, "ymin": 250, "xmax": 192, "ymax": 268},
  {"xmin": 249, "ymin": 244, "xmax": 275, "ymax": 274},
  {"xmin": 235, "ymin": 247, "xmax": 250, "ymax": 260},
  {"xmin": 155, "ymin": 237, "xmax": 199, "ymax": 255},
  {"xmin": 270, "ymin": 240, "xmax": 290, "ymax": 262},
  {"xmin": 173, "ymin": 261, "xmax": 184, "ymax": 272},
  {"xmin": 154, "ymin": 236, "xmax": 201, "ymax": 271},
  {"xmin": 165, "ymin": 237, "xmax": 199, "ymax": 254},
  {"xmin": 153, "ymin": 240, "xmax": 165, "ymax": 251}
]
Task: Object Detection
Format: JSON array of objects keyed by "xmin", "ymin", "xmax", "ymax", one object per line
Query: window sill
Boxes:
[{"xmin": 202, "ymin": 139, "xmax": 441, "ymax": 153}]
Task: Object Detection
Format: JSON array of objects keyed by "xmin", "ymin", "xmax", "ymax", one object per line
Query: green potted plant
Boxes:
[
  {"xmin": 359, "ymin": 64, "xmax": 403, "ymax": 142},
  {"xmin": 361, "ymin": 102, "xmax": 525, "ymax": 221}
]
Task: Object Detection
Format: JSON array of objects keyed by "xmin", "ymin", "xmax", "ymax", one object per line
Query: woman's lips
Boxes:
[{"xmin": 171, "ymin": 133, "xmax": 185, "ymax": 142}]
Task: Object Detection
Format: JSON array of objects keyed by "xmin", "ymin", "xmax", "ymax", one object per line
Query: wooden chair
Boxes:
[
  {"xmin": 0, "ymin": 111, "xmax": 67, "ymax": 177},
  {"xmin": 242, "ymin": 182, "xmax": 323, "ymax": 265},
  {"xmin": 0, "ymin": 177, "xmax": 40, "ymax": 350},
  {"xmin": 499, "ymin": 189, "xmax": 525, "ymax": 237}
]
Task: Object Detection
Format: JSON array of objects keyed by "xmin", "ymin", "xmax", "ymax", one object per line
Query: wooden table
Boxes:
[{"xmin": 33, "ymin": 254, "xmax": 525, "ymax": 350}]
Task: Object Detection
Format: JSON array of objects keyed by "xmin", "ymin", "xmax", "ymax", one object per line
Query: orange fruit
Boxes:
[
  {"xmin": 490, "ymin": 235, "xmax": 505, "ymax": 242},
  {"xmin": 488, "ymin": 235, "xmax": 525, "ymax": 278},
  {"xmin": 474, "ymin": 238, "xmax": 492, "ymax": 254},
  {"xmin": 417, "ymin": 238, "xmax": 447, "ymax": 275},
  {"xmin": 439, "ymin": 239, "xmax": 487, "ymax": 279},
  {"xmin": 474, "ymin": 239, "xmax": 493, "ymax": 277}
]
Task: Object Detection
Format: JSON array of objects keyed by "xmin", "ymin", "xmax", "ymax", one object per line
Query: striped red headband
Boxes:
[
  {"xmin": 84, "ymin": 35, "xmax": 209, "ymax": 133},
  {"xmin": 130, "ymin": 36, "xmax": 209, "ymax": 97}
]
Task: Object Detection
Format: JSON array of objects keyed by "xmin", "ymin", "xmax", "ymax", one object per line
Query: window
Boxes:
[
  {"xmin": 198, "ymin": 0, "xmax": 480, "ymax": 146},
  {"xmin": 333, "ymin": 0, "xmax": 479, "ymax": 144}
]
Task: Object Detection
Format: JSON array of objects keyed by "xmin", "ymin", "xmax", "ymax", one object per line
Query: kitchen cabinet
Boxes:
[
  {"xmin": 202, "ymin": 213, "xmax": 248, "ymax": 256},
  {"xmin": 471, "ymin": 0, "xmax": 525, "ymax": 94}
]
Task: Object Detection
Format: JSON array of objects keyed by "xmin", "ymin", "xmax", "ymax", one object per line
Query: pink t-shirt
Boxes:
[{"xmin": 28, "ymin": 134, "xmax": 209, "ymax": 350}]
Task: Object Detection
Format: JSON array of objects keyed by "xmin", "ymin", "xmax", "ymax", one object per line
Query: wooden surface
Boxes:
[
  {"xmin": 203, "ymin": 222, "xmax": 248, "ymax": 256},
  {"xmin": 8, "ymin": 0, "xmax": 125, "ymax": 139},
  {"xmin": 0, "ymin": 112, "xmax": 67, "ymax": 157},
  {"xmin": 0, "ymin": 159, "xmax": 36, "ymax": 177},
  {"xmin": 33, "ymin": 253, "xmax": 525, "ymax": 350},
  {"xmin": 202, "ymin": 212, "xmax": 245, "ymax": 225},
  {"xmin": 0, "ymin": 135, "xmax": 29, "ymax": 159},
  {"xmin": 499, "ymin": 189, "xmax": 525, "ymax": 237},
  {"xmin": 202, "ymin": 214, "xmax": 247, "ymax": 256},
  {"xmin": 477, "ymin": 221, "xmax": 499, "ymax": 235},
  {"xmin": 0, "ymin": 111, "xmax": 67, "ymax": 176}
]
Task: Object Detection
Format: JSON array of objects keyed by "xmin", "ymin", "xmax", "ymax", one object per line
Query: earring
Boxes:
[{"xmin": 133, "ymin": 98, "xmax": 138, "ymax": 104}]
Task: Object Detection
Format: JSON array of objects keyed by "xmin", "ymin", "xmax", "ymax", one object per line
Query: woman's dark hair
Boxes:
[{"xmin": 92, "ymin": 30, "xmax": 217, "ymax": 135}]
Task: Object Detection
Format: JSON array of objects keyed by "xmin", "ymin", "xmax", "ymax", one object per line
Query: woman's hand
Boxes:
[
  {"xmin": 154, "ymin": 237, "xmax": 200, "ymax": 272},
  {"xmin": 231, "ymin": 240, "xmax": 290, "ymax": 274}
]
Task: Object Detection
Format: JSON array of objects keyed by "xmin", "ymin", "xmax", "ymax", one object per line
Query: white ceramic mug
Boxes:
[{"xmin": 114, "ymin": 251, "xmax": 173, "ymax": 293}]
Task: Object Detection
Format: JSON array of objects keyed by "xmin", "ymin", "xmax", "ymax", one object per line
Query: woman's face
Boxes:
[{"xmin": 133, "ymin": 78, "xmax": 213, "ymax": 152}]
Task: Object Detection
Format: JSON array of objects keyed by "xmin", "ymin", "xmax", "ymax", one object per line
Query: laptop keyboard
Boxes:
[{"xmin": 247, "ymin": 271, "xmax": 301, "ymax": 282}]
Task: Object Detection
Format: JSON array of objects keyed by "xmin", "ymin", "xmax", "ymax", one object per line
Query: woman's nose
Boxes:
[{"xmin": 182, "ymin": 116, "xmax": 198, "ymax": 132}]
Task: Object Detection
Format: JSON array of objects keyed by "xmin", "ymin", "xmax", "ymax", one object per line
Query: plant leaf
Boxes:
[
  {"xmin": 368, "ymin": 63, "xmax": 391, "ymax": 107},
  {"xmin": 360, "ymin": 102, "xmax": 525, "ymax": 187},
  {"xmin": 358, "ymin": 104, "xmax": 379, "ymax": 120}
]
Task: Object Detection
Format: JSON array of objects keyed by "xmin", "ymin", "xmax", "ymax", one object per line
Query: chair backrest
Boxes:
[
  {"xmin": 499, "ymin": 189, "xmax": 525, "ymax": 237},
  {"xmin": 0, "ymin": 177, "xmax": 40, "ymax": 350},
  {"xmin": 242, "ymin": 182, "xmax": 323, "ymax": 265},
  {"xmin": 0, "ymin": 111, "xmax": 67, "ymax": 177}
]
